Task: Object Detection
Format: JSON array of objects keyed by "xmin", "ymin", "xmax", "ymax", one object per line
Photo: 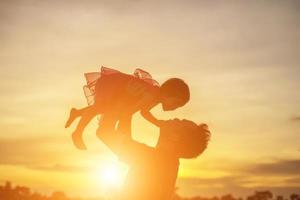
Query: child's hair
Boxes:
[
  {"xmin": 159, "ymin": 119, "xmax": 211, "ymax": 159},
  {"xmin": 160, "ymin": 78, "xmax": 190, "ymax": 106}
]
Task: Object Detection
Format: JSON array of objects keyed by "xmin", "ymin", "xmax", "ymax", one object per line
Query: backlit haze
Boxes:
[{"xmin": 0, "ymin": 0, "xmax": 300, "ymax": 198}]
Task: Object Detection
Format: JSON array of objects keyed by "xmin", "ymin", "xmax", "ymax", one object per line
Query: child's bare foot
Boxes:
[
  {"xmin": 72, "ymin": 131, "xmax": 87, "ymax": 150},
  {"xmin": 65, "ymin": 108, "xmax": 79, "ymax": 128}
]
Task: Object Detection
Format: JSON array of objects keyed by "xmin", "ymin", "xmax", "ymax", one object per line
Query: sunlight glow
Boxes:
[{"xmin": 95, "ymin": 162, "xmax": 128, "ymax": 188}]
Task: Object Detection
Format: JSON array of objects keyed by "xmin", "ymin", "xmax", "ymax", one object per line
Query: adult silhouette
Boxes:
[{"xmin": 97, "ymin": 114, "xmax": 211, "ymax": 200}]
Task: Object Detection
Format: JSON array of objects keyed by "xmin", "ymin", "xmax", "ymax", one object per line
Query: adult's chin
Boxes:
[
  {"xmin": 162, "ymin": 106, "xmax": 172, "ymax": 111},
  {"xmin": 162, "ymin": 104, "xmax": 167, "ymax": 111}
]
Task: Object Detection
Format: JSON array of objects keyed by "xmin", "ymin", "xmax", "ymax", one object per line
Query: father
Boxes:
[{"xmin": 97, "ymin": 115, "xmax": 211, "ymax": 200}]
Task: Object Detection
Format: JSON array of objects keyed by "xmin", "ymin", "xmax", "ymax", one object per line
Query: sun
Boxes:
[
  {"xmin": 95, "ymin": 161, "xmax": 128, "ymax": 188},
  {"xmin": 101, "ymin": 165, "xmax": 121, "ymax": 186}
]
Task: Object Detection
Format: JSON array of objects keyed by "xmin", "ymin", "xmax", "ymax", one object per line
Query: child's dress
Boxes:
[{"xmin": 83, "ymin": 66, "xmax": 160, "ymax": 115}]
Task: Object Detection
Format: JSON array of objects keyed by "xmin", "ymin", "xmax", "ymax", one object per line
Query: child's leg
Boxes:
[
  {"xmin": 72, "ymin": 105, "xmax": 98, "ymax": 150},
  {"xmin": 65, "ymin": 106, "xmax": 93, "ymax": 128}
]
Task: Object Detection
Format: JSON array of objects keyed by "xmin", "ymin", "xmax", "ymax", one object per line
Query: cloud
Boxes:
[
  {"xmin": 177, "ymin": 175, "xmax": 250, "ymax": 197},
  {"xmin": 284, "ymin": 176, "xmax": 300, "ymax": 184},
  {"xmin": 178, "ymin": 175, "xmax": 252, "ymax": 188},
  {"xmin": 177, "ymin": 175, "xmax": 300, "ymax": 197},
  {"xmin": 176, "ymin": 159, "xmax": 300, "ymax": 197},
  {"xmin": 0, "ymin": 135, "xmax": 98, "ymax": 174},
  {"xmin": 0, "ymin": 135, "xmax": 110, "ymax": 174},
  {"xmin": 0, "ymin": 136, "xmax": 68, "ymax": 166},
  {"xmin": 28, "ymin": 164, "xmax": 91, "ymax": 173},
  {"xmin": 244, "ymin": 159, "xmax": 300, "ymax": 176},
  {"xmin": 291, "ymin": 116, "xmax": 300, "ymax": 122}
]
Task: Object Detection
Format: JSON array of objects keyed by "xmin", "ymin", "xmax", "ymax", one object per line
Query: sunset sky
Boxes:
[{"xmin": 0, "ymin": 0, "xmax": 300, "ymax": 198}]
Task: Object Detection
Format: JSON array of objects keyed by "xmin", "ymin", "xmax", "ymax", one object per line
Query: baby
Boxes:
[{"xmin": 65, "ymin": 66, "xmax": 190, "ymax": 150}]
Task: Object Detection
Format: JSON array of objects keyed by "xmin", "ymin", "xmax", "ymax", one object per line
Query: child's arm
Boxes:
[{"xmin": 140, "ymin": 108, "xmax": 163, "ymax": 127}]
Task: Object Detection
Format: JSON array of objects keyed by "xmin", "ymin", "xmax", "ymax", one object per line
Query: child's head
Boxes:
[
  {"xmin": 160, "ymin": 78, "xmax": 190, "ymax": 111},
  {"xmin": 158, "ymin": 119, "xmax": 211, "ymax": 159}
]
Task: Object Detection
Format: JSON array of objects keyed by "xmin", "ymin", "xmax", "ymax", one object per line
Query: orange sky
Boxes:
[{"xmin": 0, "ymin": 0, "xmax": 300, "ymax": 198}]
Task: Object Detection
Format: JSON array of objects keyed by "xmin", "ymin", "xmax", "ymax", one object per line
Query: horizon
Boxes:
[
  {"xmin": 0, "ymin": 180, "xmax": 299, "ymax": 199},
  {"xmin": 0, "ymin": 0, "xmax": 299, "ymax": 198}
]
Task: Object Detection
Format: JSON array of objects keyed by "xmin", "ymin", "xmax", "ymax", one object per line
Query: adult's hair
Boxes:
[{"xmin": 159, "ymin": 119, "xmax": 211, "ymax": 159}]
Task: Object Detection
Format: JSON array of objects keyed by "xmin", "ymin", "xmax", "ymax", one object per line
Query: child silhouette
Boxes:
[{"xmin": 65, "ymin": 66, "xmax": 190, "ymax": 150}]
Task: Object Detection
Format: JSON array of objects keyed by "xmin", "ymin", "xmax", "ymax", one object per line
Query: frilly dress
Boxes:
[{"xmin": 83, "ymin": 66, "xmax": 160, "ymax": 114}]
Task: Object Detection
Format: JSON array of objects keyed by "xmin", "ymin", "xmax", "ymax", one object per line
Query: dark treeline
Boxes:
[
  {"xmin": 1, "ymin": 181, "xmax": 300, "ymax": 200},
  {"xmin": 174, "ymin": 192, "xmax": 300, "ymax": 200}
]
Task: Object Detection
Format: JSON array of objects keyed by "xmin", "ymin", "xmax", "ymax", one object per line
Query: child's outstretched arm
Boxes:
[{"xmin": 141, "ymin": 109, "xmax": 163, "ymax": 127}]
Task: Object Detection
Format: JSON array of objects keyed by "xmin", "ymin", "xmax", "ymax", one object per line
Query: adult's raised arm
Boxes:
[{"xmin": 97, "ymin": 113, "xmax": 156, "ymax": 165}]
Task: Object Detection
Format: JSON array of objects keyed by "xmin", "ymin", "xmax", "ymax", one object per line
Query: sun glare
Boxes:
[{"xmin": 95, "ymin": 162, "xmax": 128, "ymax": 188}]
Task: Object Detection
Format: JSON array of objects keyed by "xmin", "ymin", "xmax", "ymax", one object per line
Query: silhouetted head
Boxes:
[
  {"xmin": 158, "ymin": 119, "xmax": 211, "ymax": 158},
  {"xmin": 159, "ymin": 78, "xmax": 190, "ymax": 111}
]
